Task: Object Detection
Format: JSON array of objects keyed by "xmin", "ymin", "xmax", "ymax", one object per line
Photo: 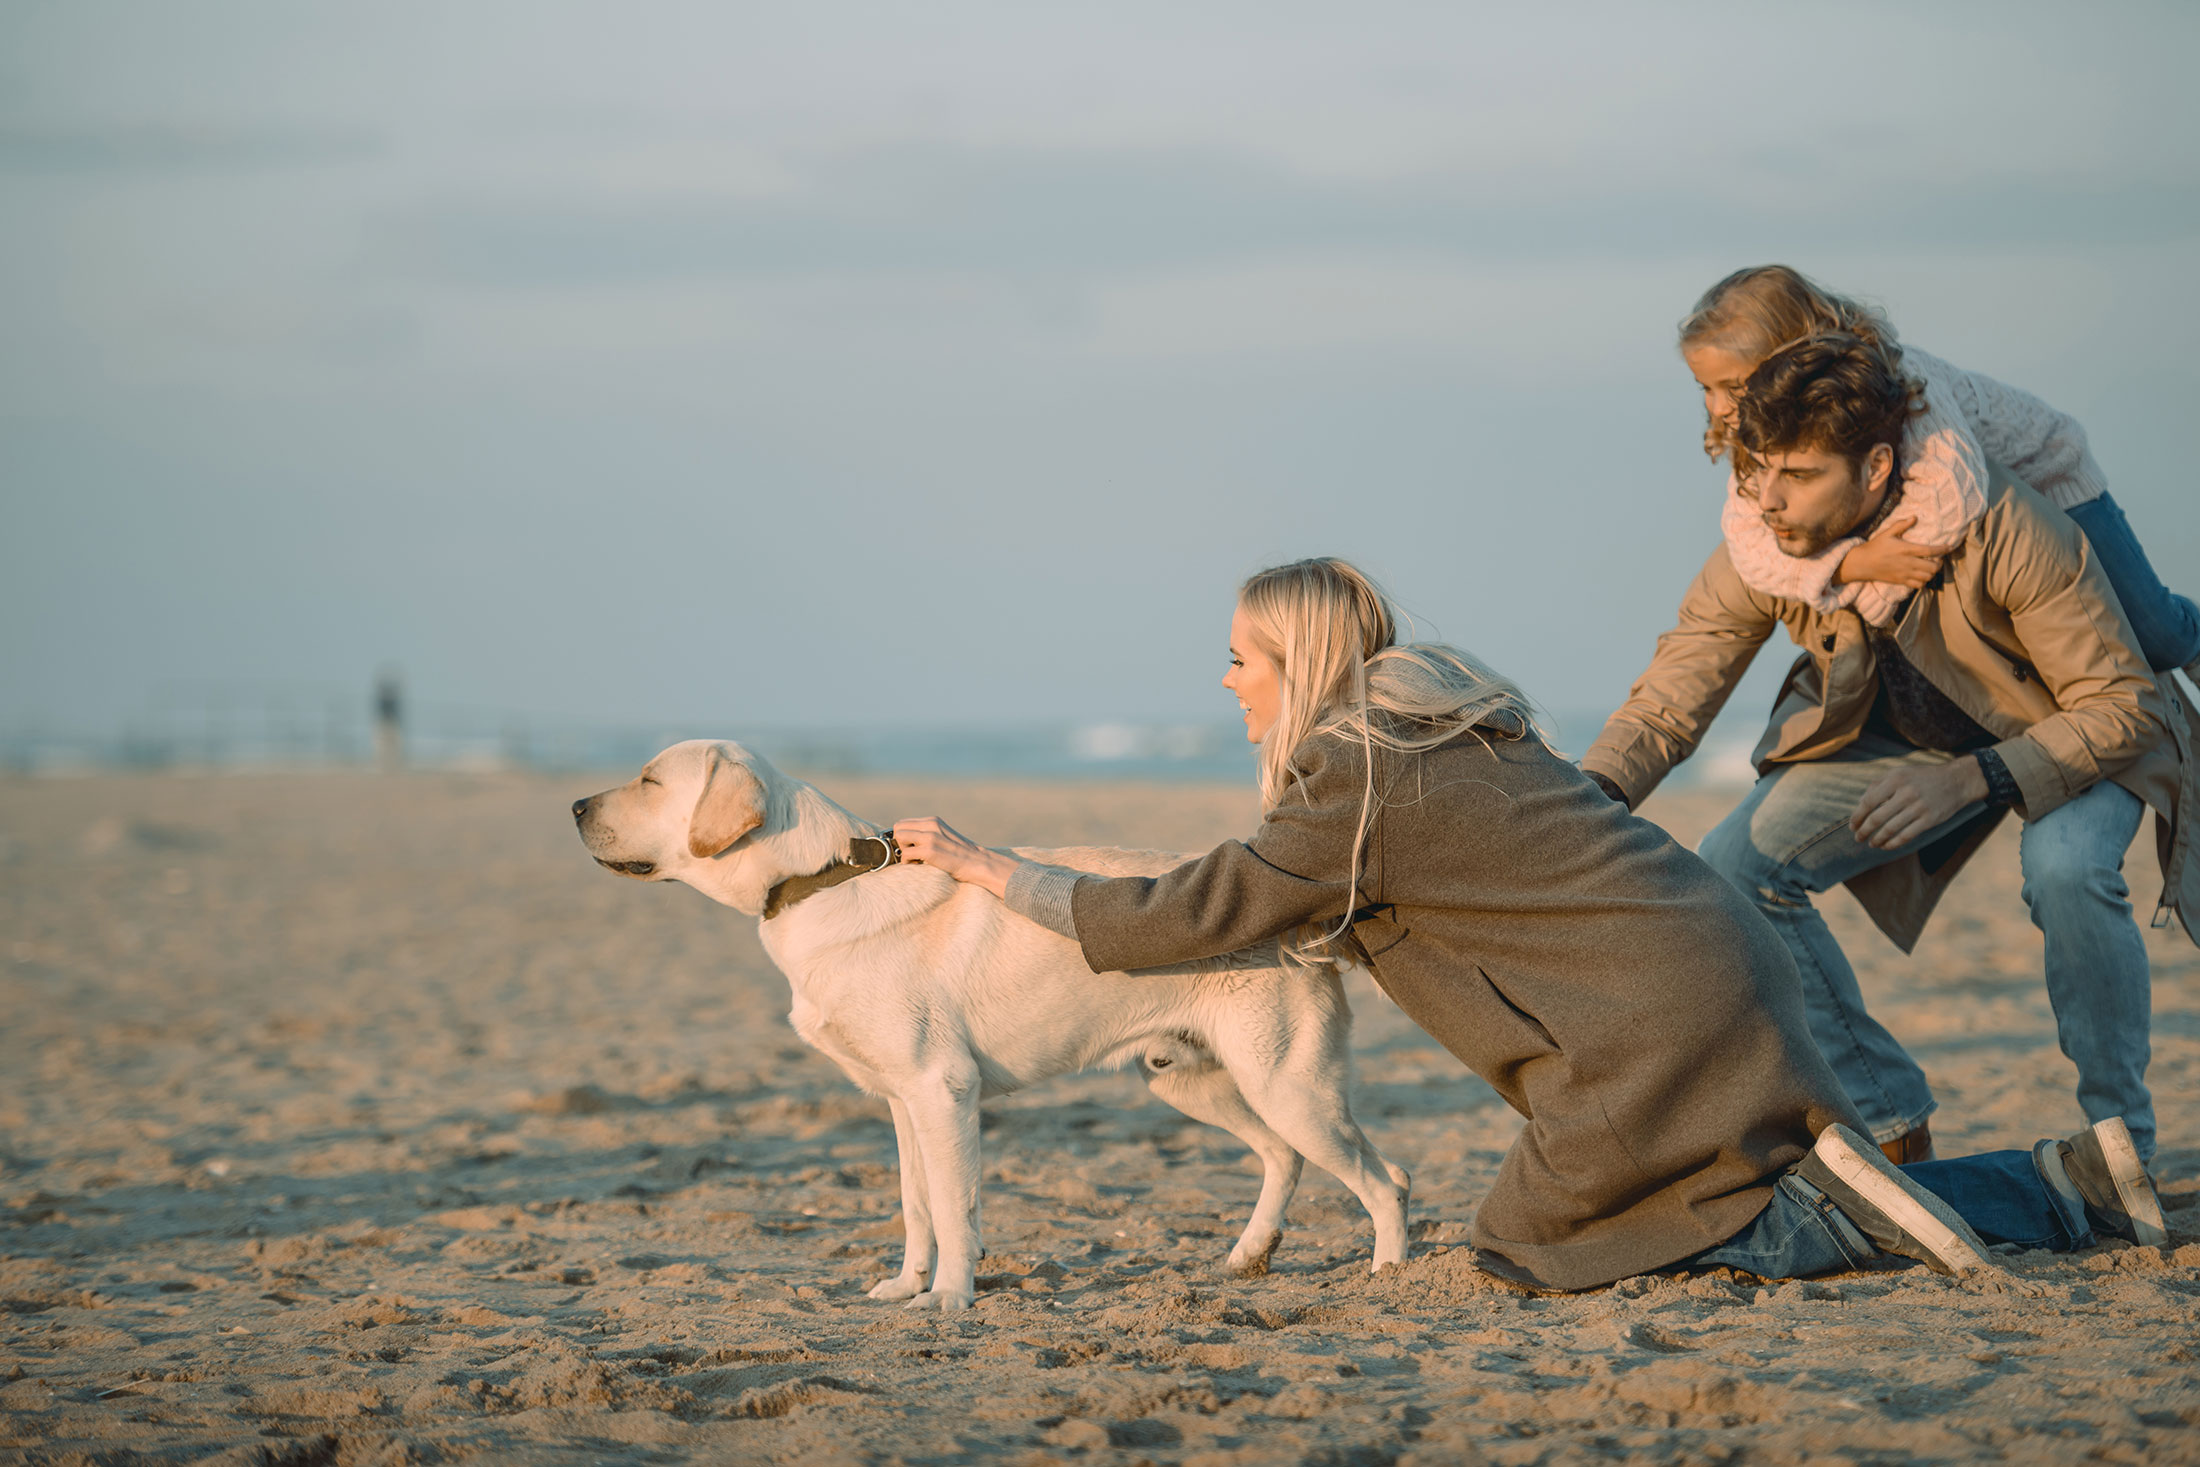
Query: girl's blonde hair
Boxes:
[
  {"xmin": 1679, "ymin": 265, "xmax": 1903, "ymax": 471},
  {"xmin": 1235, "ymin": 557, "xmax": 1544, "ymax": 963}
]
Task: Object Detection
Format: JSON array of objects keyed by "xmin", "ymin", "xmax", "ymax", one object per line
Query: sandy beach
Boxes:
[{"xmin": 2, "ymin": 766, "xmax": 2196, "ymax": 1465}]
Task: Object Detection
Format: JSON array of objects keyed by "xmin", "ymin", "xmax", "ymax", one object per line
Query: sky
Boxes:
[{"xmin": 4, "ymin": 1, "xmax": 2197, "ymax": 749}]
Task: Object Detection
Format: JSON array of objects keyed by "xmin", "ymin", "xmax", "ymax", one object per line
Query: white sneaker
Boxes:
[{"xmin": 1796, "ymin": 1124, "xmax": 1998, "ymax": 1276}]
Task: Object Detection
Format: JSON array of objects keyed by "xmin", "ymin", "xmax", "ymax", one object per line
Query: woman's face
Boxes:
[
  {"xmin": 1224, "ymin": 603, "xmax": 1283, "ymax": 744},
  {"xmin": 1683, "ymin": 341, "xmax": 1758, "ymax": 440}
]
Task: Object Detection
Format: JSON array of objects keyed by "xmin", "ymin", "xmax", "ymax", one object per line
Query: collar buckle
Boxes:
[{"xmin": 849, "ymin": 833, "xmax": 900, "ymax": 872}]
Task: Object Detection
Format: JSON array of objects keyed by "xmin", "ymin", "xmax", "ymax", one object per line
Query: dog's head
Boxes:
[{"xmin": 572, "ymin": 740, "xmax": 791, "ymax": 912}]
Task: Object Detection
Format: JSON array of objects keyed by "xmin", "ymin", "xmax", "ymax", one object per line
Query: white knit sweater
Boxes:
[{"xmin": 1722, "ymin": 348, "xmax": 2110, "ymax": 627}]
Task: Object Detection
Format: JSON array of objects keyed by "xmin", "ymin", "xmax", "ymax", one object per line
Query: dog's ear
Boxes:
[{"xmin": 687, "ymin": 746, "xmax": 768, "ymax": 859}]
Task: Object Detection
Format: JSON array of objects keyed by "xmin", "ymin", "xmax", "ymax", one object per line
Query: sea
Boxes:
[{"xmin": 1, "ymin": 696, "xmax": 1759, "ymax": 790}]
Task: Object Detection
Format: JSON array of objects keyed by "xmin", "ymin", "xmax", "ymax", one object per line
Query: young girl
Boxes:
[
  {"xmin": 1680, "ymin": 265, "xmax": 2200, "ymax": 678},
  {"xmin": 894, "ymin": 558, "xmax": 2164, "ymax": 1289}
]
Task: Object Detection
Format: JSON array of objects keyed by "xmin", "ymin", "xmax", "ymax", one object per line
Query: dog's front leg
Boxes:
[
  {"xmin": 900, "ymin": 1061, "xmax": 982, "ymax": 1311},
  {"xmin": 867, "ymin": 1096, "xmax": 935, "ymax": 1301}
]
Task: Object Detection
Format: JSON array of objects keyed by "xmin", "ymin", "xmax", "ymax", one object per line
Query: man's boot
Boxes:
[{"xmin": 1879, "ymin": 1124, "xmax": 1934, "ymax": 1166}]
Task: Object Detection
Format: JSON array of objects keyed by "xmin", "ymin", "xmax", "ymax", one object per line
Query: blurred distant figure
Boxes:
[{"xmin": 373, "ymin": 669, "xmax": 404, "ymax": 772}]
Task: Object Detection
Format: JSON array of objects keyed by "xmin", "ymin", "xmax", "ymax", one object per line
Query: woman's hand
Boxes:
[
  {"xmin": 892, "ymin": 816, "xmax": 1021, "ymax": 899},
  {"xmin": 1835, "ymin": 514, "xmax": 1958, "ymax": 590}
]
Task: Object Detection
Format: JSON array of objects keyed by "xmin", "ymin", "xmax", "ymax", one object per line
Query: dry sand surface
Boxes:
[{"xmin": 3, "ymin": 767, "xmax": 2197, "ymax": 1466}]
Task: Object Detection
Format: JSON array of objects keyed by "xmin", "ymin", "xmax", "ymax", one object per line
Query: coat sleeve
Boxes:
[
  {"xmin": 1922, "ymin": 348, "xmax": 2109, "ymax": 512},
  {"xmin": 1978, "ymin": 492, "xmax": 2166, "ymax": 818},
  {"xmin": 1069, "ymin": 736, "xmax": 1367, "ymax": 973},
  {"xmin": 1581, "ymin": 544, "xmax": 1780, "ymax": 807},
  {"xmin": 1900, "ymin": 353, "xmax": 1989, "ymax": 530}
]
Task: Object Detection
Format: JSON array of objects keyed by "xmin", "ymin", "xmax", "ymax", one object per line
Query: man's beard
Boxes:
[
  {"xmin": 1764, "ymin": 517, "xmax": 1853, "ymax": 558},
  {"xmin": 1764, "ymin": 483, "xmax": 1883, "ymax": 559}
]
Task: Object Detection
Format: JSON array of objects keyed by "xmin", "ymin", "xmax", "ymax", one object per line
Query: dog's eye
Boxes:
[{"xmin": 638, "ymin": 775, "xmax": 660, "ymax": 787}]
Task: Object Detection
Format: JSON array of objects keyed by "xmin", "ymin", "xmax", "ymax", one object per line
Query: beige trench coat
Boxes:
[{"xmin": 1584, "ymin": 461, "xmax": 2198, "ymax": 951}]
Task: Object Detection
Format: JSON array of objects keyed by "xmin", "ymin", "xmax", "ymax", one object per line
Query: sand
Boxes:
[{"xmin": 2, "ymin": 767, "xmax": 2197, "ymax": 1466}]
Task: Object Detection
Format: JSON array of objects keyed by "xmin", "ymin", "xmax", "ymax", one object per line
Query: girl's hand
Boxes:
[
  {"xmin": 892, "ymin": 816, "xmax": 1020, "ymax": 899},
  {"xmin": 1836, "ymin": 514, "xmax": 1958, "ymax": 590}
]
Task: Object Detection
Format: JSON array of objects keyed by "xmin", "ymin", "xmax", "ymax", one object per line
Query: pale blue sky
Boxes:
[{"xmin": 4, "ymin": 1, "xmax": 2196, "ymax": 742}]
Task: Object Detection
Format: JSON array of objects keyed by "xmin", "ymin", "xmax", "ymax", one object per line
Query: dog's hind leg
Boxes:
[
  {"xmin": 1144, "ymin": 1058, "xmax": 1304, "ymax": 1276},
  {"xmin": 1223, "ymin": 1028, "xmax": 1410, "ymax": 1272},
  {"xmin": 867, "ymin": 1097, "xmax": 936, "ymax": 1301},
  {"xmin": 898, "ymin": 1059, "xmax": 984, "ymax": 1312}
]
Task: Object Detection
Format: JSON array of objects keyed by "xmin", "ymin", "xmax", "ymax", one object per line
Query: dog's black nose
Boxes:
[{"xmin": 571, "ymin": 796, "xmax": 591, "ymax": 820}]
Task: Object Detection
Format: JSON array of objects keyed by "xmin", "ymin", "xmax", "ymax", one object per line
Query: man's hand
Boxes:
[
  {"xmin": 1836, "ymin": 514, "xmax": 1959, "ymax": 590},
  {"xmin": 1850, "ymin": 758, "xmax": 1988, "ymax": 850},
  {"xmin": 892, "ymin": 816, "xmax": 1021, "ymax": 899}
]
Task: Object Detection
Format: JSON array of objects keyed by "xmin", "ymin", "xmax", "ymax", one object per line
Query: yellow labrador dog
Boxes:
[{"xmin": 573, "ymin": 740, "xmax": 1410, "ymax": 1311}]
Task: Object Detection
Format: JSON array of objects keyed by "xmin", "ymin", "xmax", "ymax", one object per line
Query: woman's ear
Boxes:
[{"xmin": 688, "ymin": 746, "xmax": 768, "ymax": 859}]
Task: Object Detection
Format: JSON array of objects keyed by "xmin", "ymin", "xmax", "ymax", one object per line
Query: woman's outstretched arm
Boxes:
[{"xmin": 896, "ymin": 734, "xmax": 1366, "ymax": 971}]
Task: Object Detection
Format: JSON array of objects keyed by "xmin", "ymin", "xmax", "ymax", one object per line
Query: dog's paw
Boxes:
[
  {"xmin": 867, "ymin": 1274, "xmax": 931, "ymax": 1301},
  {"xmin": 1226, "ymin": 1229, "xmax": 1283, "ymax": 1278},
  {"xmin": 901, "ymin": 1287, "xmax": 976, "ymax": 1313}
]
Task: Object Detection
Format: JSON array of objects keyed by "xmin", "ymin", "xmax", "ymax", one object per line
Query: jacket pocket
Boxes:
[
  {"xmin": 1348, "ymin": 904, "xmax": 1411, "ymax": 959},
  {"xmin": 1478, "ymin": 964, "xmax": 1559, "ymax": 1054}
]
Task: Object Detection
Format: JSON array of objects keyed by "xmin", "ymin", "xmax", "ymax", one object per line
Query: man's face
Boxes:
[{"xmin": 1753, "ymin": 442, "xmax": 1894, "ymax": 558}]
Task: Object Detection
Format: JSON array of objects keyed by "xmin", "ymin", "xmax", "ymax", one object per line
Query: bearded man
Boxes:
[{"xmin": 1584, "ymin": 332, "xmax": 2196, "ymax": 1172}]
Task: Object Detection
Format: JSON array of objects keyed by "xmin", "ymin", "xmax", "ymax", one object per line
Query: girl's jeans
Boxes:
[{"xmin": 2067, "ymin": 492, "xmax": 2200, "ymax": 672}]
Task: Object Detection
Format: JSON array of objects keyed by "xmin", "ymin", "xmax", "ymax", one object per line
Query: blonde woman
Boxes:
[{"xmin": 896, "ymin": 558, "xmax": 2164, "ymax": 1289}]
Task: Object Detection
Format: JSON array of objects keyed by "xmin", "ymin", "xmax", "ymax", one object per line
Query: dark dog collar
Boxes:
[{"xmin": 762, "ymin": 833, "xmax": 900, "ymax": 920}]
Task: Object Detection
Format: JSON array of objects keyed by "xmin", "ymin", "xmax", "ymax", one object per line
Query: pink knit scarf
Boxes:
[{"xmin": 1719, "ymin": 440, "xmax": 1986, "ymax": 628}]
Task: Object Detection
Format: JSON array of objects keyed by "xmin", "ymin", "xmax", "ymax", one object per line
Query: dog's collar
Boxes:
[{"xmin": 761, "ymin": 833, "xmax": 900, "ymax": 920}]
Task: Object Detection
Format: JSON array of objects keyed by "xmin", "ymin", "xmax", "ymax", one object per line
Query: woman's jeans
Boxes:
[
  {"xmin": 1686, "ymin": 1151, "xmax": 2092, "ymax": 1279},
  {"xmin": 2067, "ymin": 491, "xmax": 2200, "ymax": 672},
  {"xmin": 1698, "ymin": 734, "xmax": 2154, "ymax": 1159}
]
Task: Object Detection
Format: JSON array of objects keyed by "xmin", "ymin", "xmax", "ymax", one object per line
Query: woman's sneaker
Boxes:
[
  {"xmin": 1797, "ymin": 1124, "xmax": 1997, "ymax": 1276},
  {"xmin": 2037, "ymin": 1117, "xmax": 2167, "ymax": 1247}
]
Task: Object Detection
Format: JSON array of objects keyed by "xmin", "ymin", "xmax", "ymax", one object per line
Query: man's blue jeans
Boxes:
[
  {"xmin": 2067, "ymin": 492, "xmax": 2200, "ymax": 672},
  {"xmin": 1698, "ymin": 733, "xmax": 2154, "ymax": 1158},
  {"xmin": 1686, "ymin": 1151, "xmax": 2092, "ymax": 1279}
]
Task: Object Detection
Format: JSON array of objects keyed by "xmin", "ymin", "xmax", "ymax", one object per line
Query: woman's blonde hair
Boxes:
[
  {"xmin": 1235, "ymin": 557, "xmax": 1544, "ymax": 962},
  {"xmin": 1679, "ymin": 265, "xmax": 1903, "ymax": 472}
]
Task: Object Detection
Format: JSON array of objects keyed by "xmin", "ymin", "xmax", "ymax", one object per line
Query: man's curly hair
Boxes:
[{"xmin": 1734, "ymin": 331, "xmax": 1923, "ymax": 473}]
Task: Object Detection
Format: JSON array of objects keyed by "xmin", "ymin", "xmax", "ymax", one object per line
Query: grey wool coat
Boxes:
[{"xmin": 1064, "ymin": 725, "xmax": 1864, "ymax": 1291}]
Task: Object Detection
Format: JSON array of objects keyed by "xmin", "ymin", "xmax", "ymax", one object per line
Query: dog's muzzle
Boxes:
[{"xmin": 595, "ymin": 858, "xmax": 657, "ymax": 877}]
